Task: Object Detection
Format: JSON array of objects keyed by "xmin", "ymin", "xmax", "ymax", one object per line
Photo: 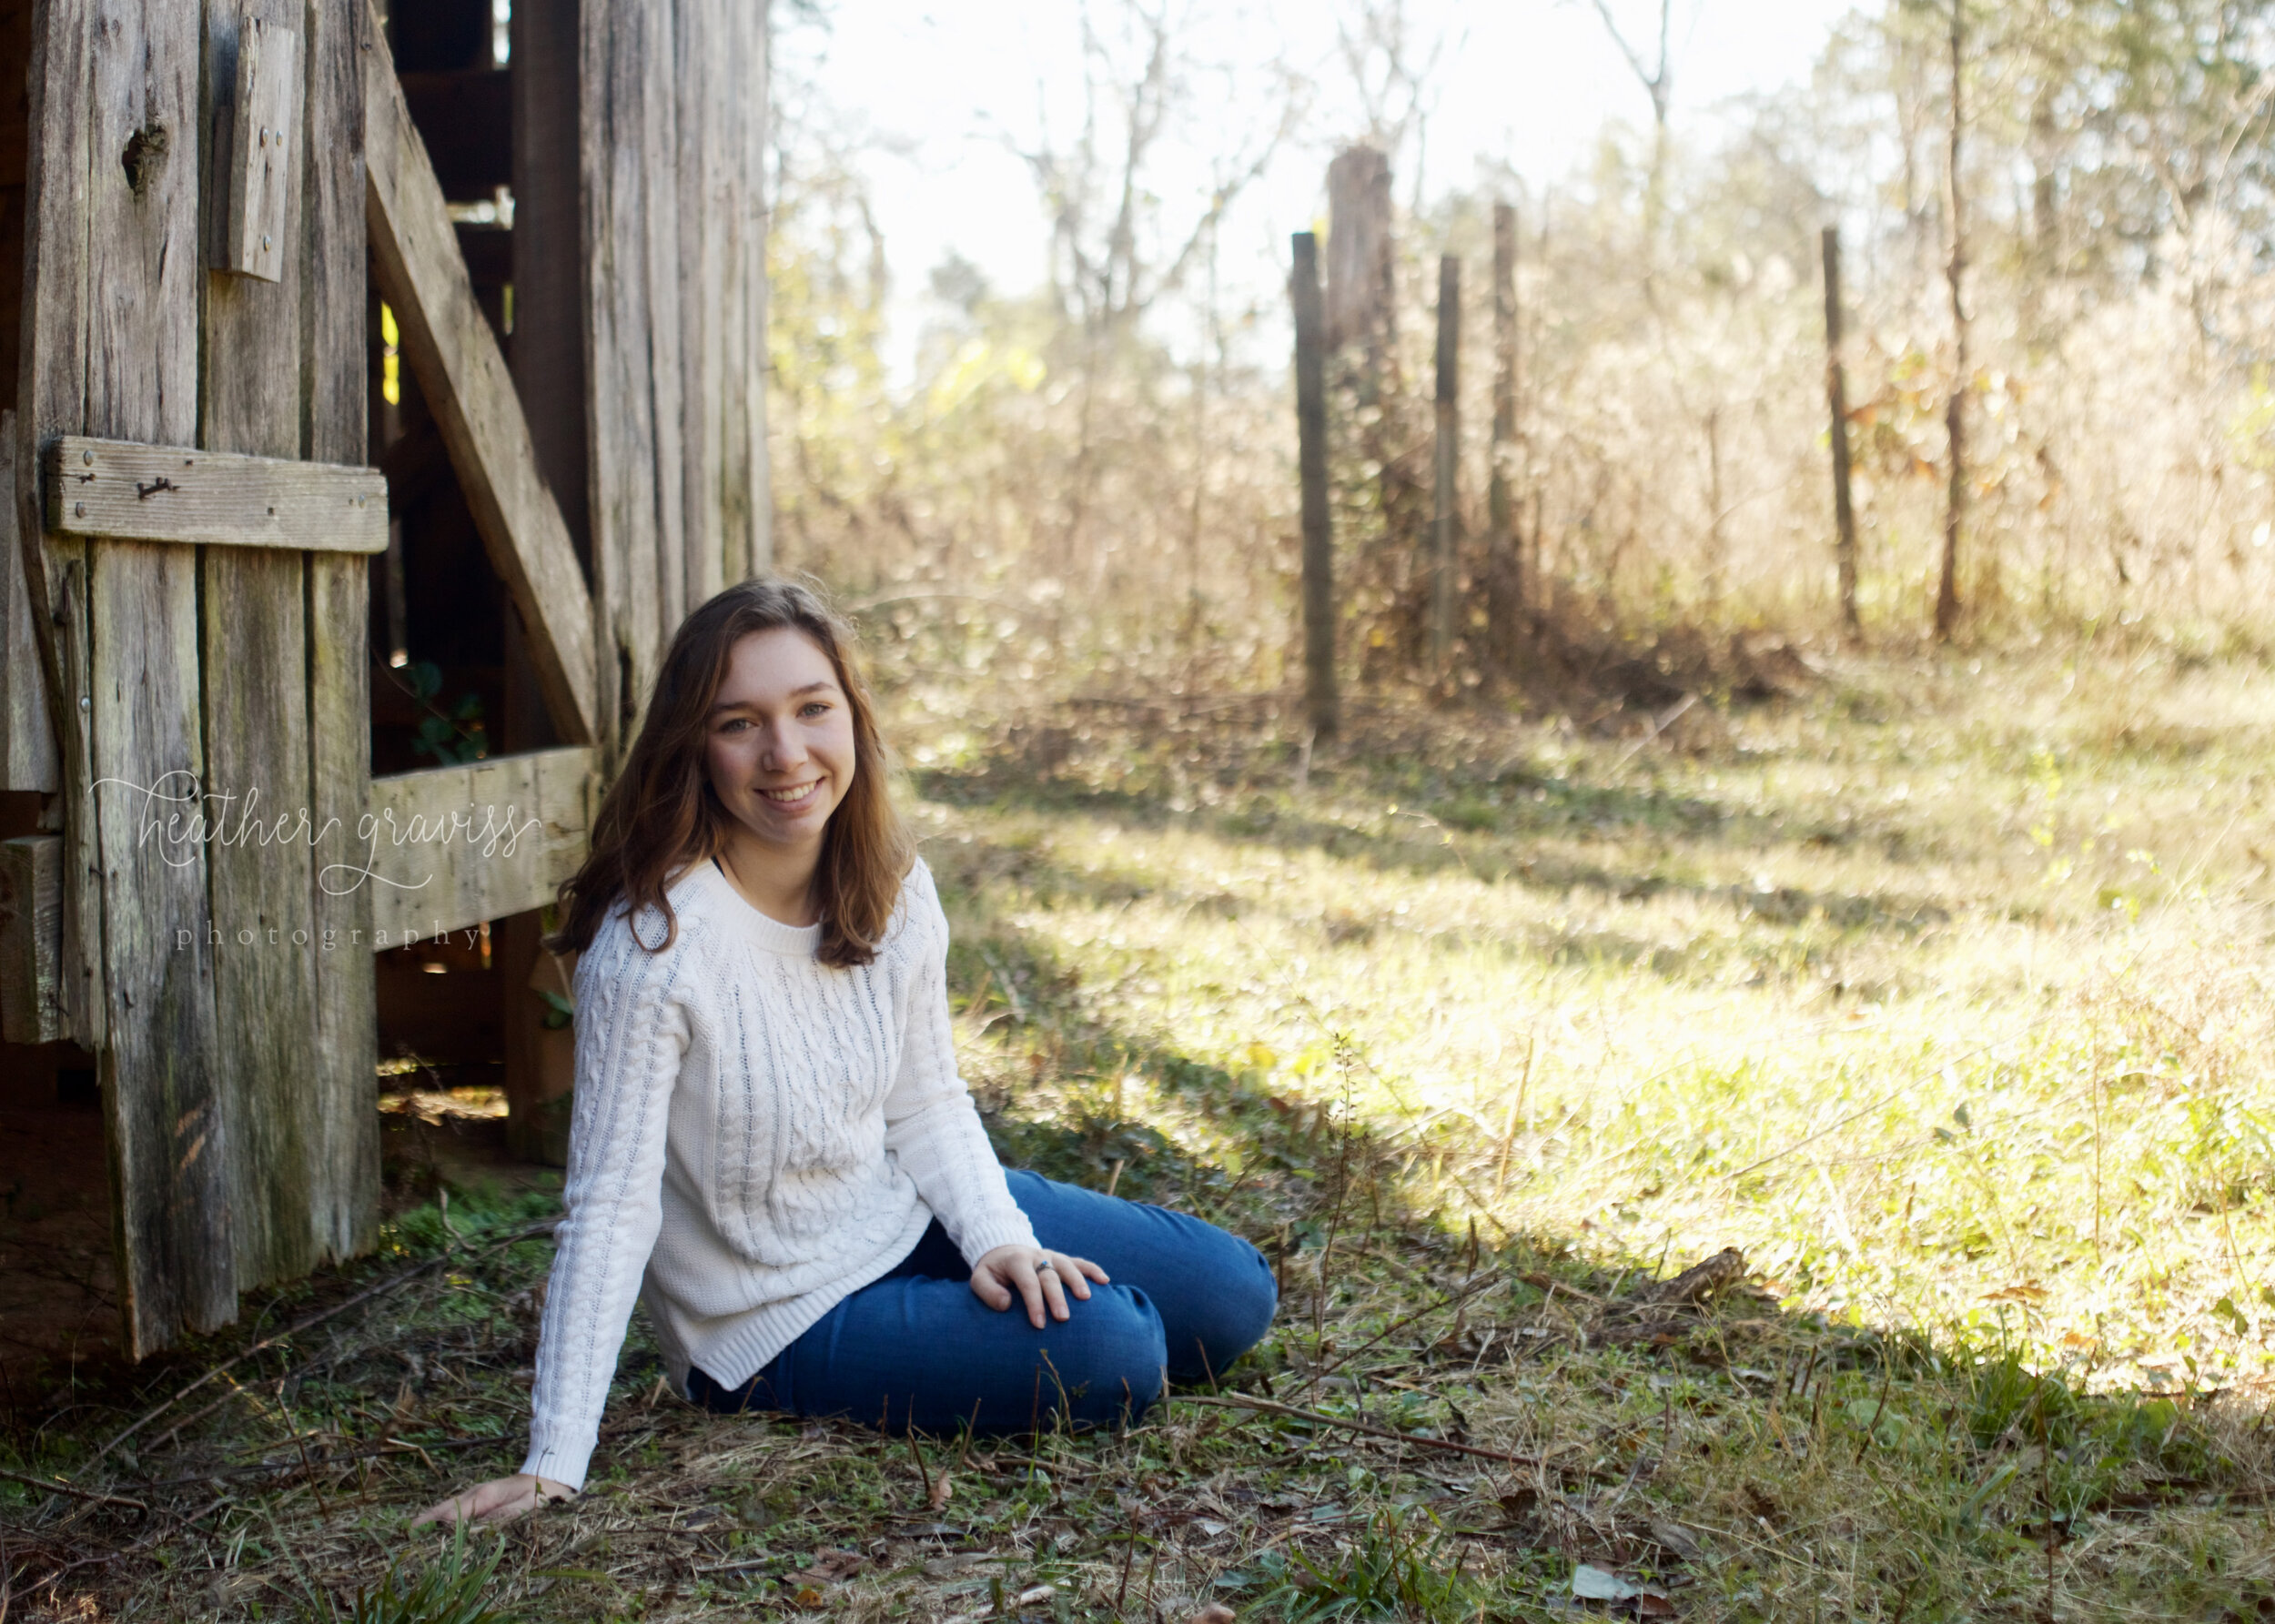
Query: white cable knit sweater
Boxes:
[{"xmin": 519, "ymin": 854, "xmax": 1039, "ymax": 1491}]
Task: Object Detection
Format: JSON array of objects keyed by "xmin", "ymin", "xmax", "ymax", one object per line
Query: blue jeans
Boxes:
[{"xmin": 685, "ymin": 1170, "xmax": 1277, "ymax": 1435}]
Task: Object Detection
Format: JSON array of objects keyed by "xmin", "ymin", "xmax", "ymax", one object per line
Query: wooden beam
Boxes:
[
  {"xmin": 198, "ymin": 0, "xmax": 321, "ymax": 1298},
  {"xmin": 366, "ymin": 746, "xmax": 596, "ymax": 944},
  {"xmin": 1, "ymin": 409, "xmax": 59, "ymax": 792},
  {"xmin": 363, "ymin": 6, "xmax": 599, "ymax": 747},
  {"xmin": 0, "ymin": 832, "xmax": 62, "ymax": 1044},
  {"xmin": 302, "ymin": 0, "xmax": 380, "ymax": 1266},
  {"xmin": 44, "ymin": 438, "xmax": 384, "ymax": 552},
  {"xmin": 582, "ymin": 0, "xmax": 771, "ymax": 758},
  {"xmin": 16, "ymin": 0, "xmax": 238, "ymax": 1354}
]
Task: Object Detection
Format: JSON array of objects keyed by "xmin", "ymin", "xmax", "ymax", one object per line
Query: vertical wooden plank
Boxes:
[
  {"xmin": 1290, "ymin": 232, "xmax": 1335, "ymax": 740},
  {"xmin": 15, "ymin": 0, "xmax": 103, "ymax": 1052},
  {"xmin": 670, "ymin": 0, "xmax": 767, "ymax": 598},
  {"xmin": 504, "ymin": 0, "xmax": 578, "ymax": 1164},
  {"xmin": 19, "ymin": 0, "xmax": 235, "ymax": 1354},
  {"xmin": 672, "ymin": 0, "xmax": 722, "ymax": 609},
  {"xmin": 0, "ymin": 832, "xmax": 64, "ymax": 1044},
  {"xmin": 216, "ymin": 15, "xmax": 298, "ymax": 281},
  {"xmin": 509, "ymin": 0, "xmax": 590, "ymax": 573},
  {"xmin": 303, "ymin": 0, "xmax": 377, "ymax": 1263},
  {"xmin": 1, "ymin": 409, "xmax": 61, "ymax": 790},
  {"xmin": 582, "ymin": 0, "xmax": 771, "ymax": 757},
  {"xmin": 200, "ymin": 0, "xmax": 322, "ymax": 1292},
  {"xmin": 732, "ymin": 0, "xmax": 770, "ymax": 580},
  {"xmin": 583, "ymin": 0, "xmax": 682, "ymax": 752}
]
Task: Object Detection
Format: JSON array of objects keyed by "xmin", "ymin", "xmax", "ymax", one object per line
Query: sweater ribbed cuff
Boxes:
[
  {"xmin": 521, "ymin": 1437, "xmax": 595, "ymax": 1495},
  {"xmin": 956, "ymin": 1213, "xmax": 1042, "ymax": 1267}
]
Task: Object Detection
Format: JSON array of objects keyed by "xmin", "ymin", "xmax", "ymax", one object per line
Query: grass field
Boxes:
[{"xmin": 7, "ymin": 637, "xmax": 2274, "ymax": 1621}]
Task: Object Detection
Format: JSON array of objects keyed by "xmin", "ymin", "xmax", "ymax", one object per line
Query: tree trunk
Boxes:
[
  {"xmin": 1292, "ymin": 232, "xmax": 1337, "ymax": 738},
  {"xmin": 1488, "ymin": 202, "xmax": 1522, "ymax": 674},
  {"xmin": 1431, "ymin": 255, "xmax": 1461, "ymax": 679},
  {"xmin": 1822, "ymin": 225, "xmax": 1861, "ymax": 640}
]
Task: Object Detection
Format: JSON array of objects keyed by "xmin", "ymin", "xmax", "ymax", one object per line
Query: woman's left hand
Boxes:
[{"xmin": 971, "ymin": 1245, "xmax": 1110, "ymax": 1328}]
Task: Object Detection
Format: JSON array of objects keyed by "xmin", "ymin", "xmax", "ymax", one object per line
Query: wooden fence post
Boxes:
[
  {"xmin": 1431, "ymin": 253, "xmax": 1461, "ymax": 677},
  {"xmin": 1291, "ymin": 232, "xmax": 1337, "ymax": 739},
  {"xmin": 1822, "ymin": 224, "xmax": 1861, "ymax": 640},
  {"xmin": 1937, "ymin": 0, "xmax": 1967, "ymax": 641},
  {"xmin": 1488, "ymin": 203, "xmax": 1521, "ymax": 671}
]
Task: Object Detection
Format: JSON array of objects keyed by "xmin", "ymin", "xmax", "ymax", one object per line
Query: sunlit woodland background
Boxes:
[
  {"xmin": 765, "ymin": 0, "xmax": 2275, "ymax": 685},
  {"xmin": 30, "ymin": 5, "xmax": 2275, "ymax": 1618}
]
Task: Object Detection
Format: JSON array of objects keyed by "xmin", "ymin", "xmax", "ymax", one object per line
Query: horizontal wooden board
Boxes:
[
  {"xmin": 44, "ymin": 437, "xmax": 386, "ymax": 552},
  {"xmin": 366, "ymin": 746, "xmax": 596, "ymax": 943}
]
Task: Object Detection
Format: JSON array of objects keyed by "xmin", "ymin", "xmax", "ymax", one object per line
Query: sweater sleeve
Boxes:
[
  {"xmin": 881, "ymin": 862, "xmax": 1040, "ymax": 1265},
  {"xmin": 521, "ymin": 905, "xmax": 696, "ymax": 1492}
]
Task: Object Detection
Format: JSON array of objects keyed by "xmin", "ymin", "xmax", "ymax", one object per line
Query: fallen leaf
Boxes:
[
  {"xmin": 1015, "ymin": 1584, "xmax": 1057, "ymax": 1607},
  {"xmin": 929, "ymin": 1471, "xmax": 955, "ymax": 1510},
  {"xmin": 1573, "ymin": 1565, "xmax": 1640, "ymax": 1602},
  {"xmin": 1189, "ymin": 1606, "xmax": 1238, "ymax": 1624},
  {"xmin": 792, "ymin": 1548, "xmax": 864, "ymax": 1585},
  {"xmin": 791, "ymin": 1585, "xmax": 824, "ymax": 1609},
  {"xmin": 1636, "ymin": 1593, "xmax": 1679, "ymax": 1618},
  {"xmin": 1649, "ymin": 1518, "xmax": 1703, "ymax": 1561}
]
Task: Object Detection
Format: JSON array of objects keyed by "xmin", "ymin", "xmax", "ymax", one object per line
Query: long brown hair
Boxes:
[{"xmin": 547, "ymin": 578, "xmax": 913, "ymax": 967}]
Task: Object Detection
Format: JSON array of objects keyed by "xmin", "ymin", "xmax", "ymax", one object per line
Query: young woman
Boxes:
[{"xmin": 415, "ymin": 578, "xmax": 1277, "ymax": 1526}]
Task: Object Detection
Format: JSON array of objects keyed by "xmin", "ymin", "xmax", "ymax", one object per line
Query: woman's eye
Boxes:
[{"xmin": 801, "ymin": 701, "xmax": 832, "ymax": 718}]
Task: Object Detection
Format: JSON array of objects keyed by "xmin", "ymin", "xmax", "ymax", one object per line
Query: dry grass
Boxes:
[{"xmin": 6, "ymin": 634, "xmax": 2275, "ymax": 1621}]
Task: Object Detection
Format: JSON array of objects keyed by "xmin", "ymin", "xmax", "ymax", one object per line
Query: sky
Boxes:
[{"xmin": 788, "ymin": 0, "xmax": 1861, "ymax": 378}]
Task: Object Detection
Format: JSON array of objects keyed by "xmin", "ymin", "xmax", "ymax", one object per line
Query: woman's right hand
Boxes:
[{"xmin": 410, "ymin": 1472, "xmax": 575, "ymax": 1528}]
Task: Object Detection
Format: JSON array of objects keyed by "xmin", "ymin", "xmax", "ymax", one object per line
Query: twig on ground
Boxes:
[
  {"xmin": 1315, "ymin": 1270, "xmax": 1506, "ymax": 1379},
  {"xmin": 0, "ymin": 1468, "xmax": 147, "ymax": 1512},
  {"xmin": 1172, "ymin": 1392, "xmax": 1547, "ymax": 1468}
]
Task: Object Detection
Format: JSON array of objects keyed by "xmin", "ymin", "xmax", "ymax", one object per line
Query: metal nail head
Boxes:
[
  {"xmin": 81, "ymin": 449, "xmax": 94, "ymax": 465},
  {"xmin": 73, "ymin": 501, "xmax": 86, "ymax": 518}
]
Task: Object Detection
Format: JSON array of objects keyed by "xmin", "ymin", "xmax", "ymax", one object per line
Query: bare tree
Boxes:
[
  {"xmin": 1006, "ymin": 0, "xmax": 1299, "ymax": 579},
  {"xmin": 1582, "ymin": 0, "xmax": 1678, "ymax": 249},
  {"xmin": 1336, "ymin": 0, "xmax": 1444, "ymax": 179}
]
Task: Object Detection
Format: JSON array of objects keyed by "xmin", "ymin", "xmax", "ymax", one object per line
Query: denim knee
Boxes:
[
  {"xmin": 1172, "ymin": 1236, "xmax": 1279, "ymax": 1383},
  {"xmin": 1050, "ymin": 1285, "xmax": 1168, "ymax": 1425}
]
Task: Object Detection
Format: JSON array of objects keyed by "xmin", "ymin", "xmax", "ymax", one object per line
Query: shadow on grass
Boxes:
[
  {"xmin": 1, "ymin": 816, "xmax": 2267, "ymax": 1620},
  {"xmin": 914, "ymin": 749, "xmax": 1959, "ymax": 948}
]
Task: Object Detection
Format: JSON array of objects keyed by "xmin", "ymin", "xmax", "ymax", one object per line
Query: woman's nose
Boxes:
[{"xmin": 757, "ymin": 722, "xmax": 807, "ymax": 772}]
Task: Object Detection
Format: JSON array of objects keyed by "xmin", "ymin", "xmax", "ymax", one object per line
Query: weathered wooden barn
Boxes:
[{"xmin": 0, "ymin": 0, "xmax": 768, "ymax": 1359}]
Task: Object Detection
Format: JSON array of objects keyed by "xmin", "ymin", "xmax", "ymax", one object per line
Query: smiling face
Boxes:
[{"xmin": 703, "ymin": 627, "xmax": 859, "ymax": 860}]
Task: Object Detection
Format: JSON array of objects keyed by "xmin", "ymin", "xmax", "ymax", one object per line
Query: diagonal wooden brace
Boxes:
[{"xmin": 362, "ymin": 6, "xmax": 599, "ymax": 748}]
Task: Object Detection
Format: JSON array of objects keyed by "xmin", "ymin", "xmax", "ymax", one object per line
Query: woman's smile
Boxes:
[{"xmin": 702, "ymin": 625, "xmax": 862, "ymax": 926}]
